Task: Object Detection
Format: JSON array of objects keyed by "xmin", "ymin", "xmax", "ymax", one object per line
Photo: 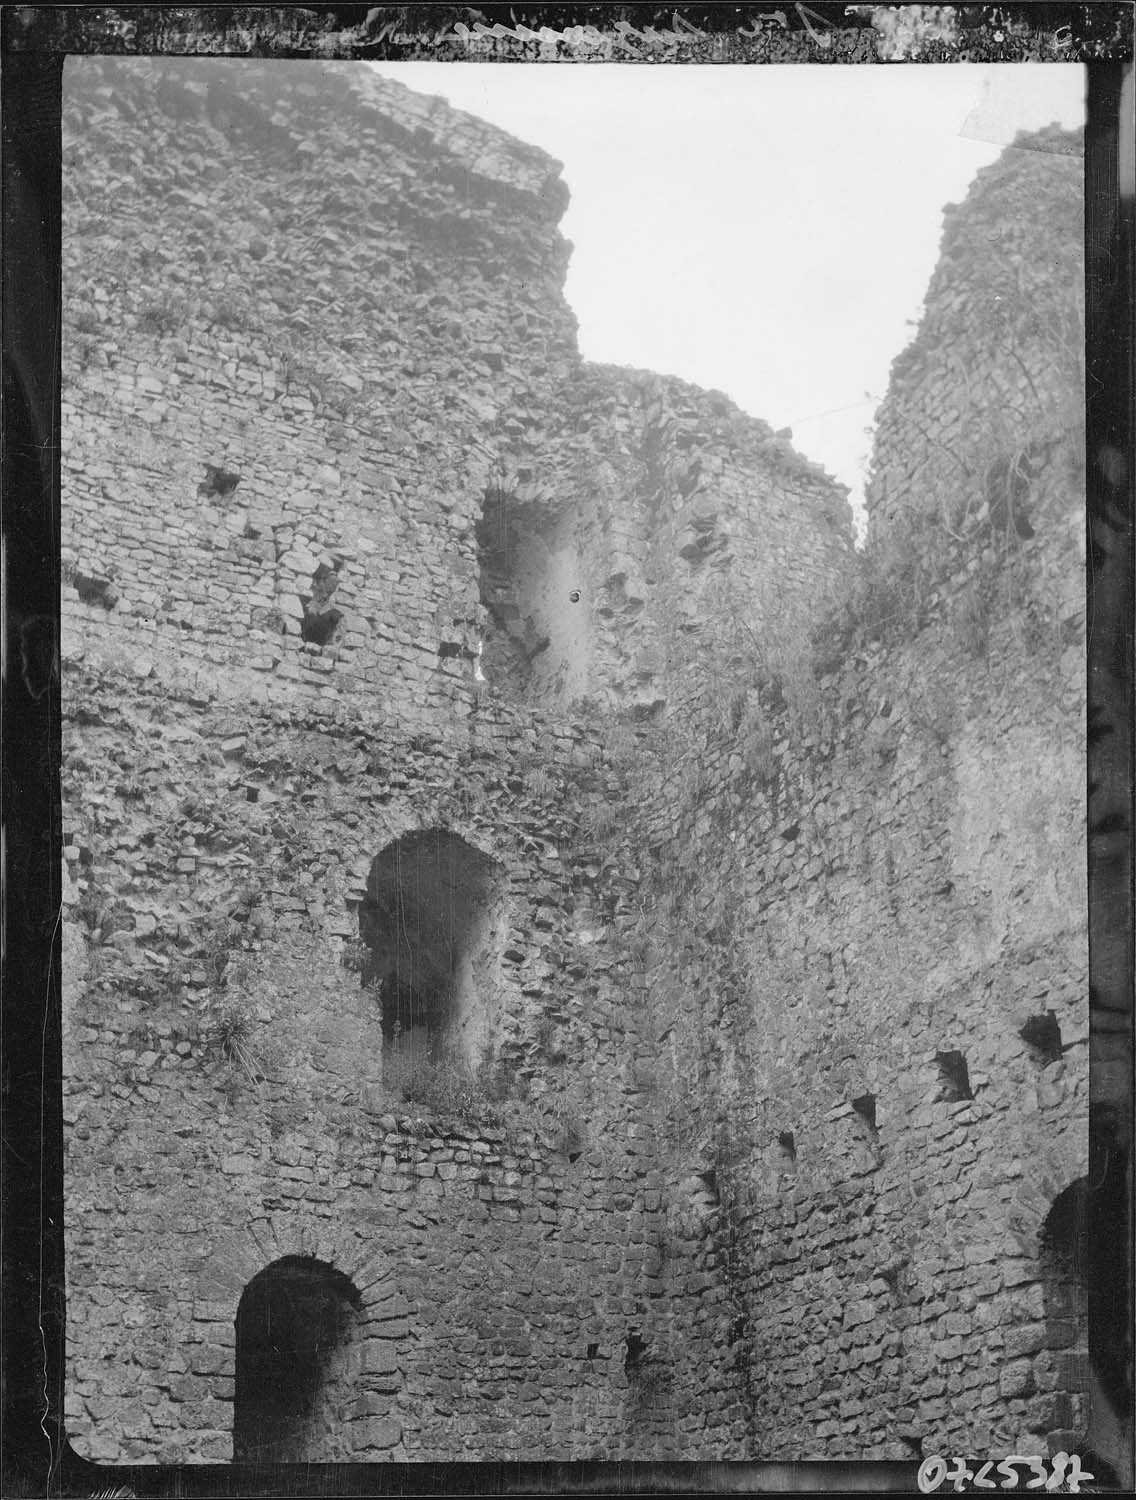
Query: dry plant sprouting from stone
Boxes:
[
  {"xmin": 384, "ymin": 1044, "xmax": 505, "ymax": 1125},
  {"xmin": 208, "ymin": 1002, "xmax": 262, "ymax": 1089},
  {"xmin": 136, "ymin": 295, "xmax": 179, "ymax": 336},
  {"xmin": 907, "ymin": 677, "xmax": 958, "ymax": 748},
  {"xmin": 579, "ymin": 798, "xmax": 620, "ymax": 845},
  {"xmin": 529, "ymin": 1087, "xmax": 588, "ymax": 1160}
]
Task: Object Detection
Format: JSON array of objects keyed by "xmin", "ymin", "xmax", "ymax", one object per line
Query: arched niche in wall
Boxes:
[
  {"xmin": 1036, "ymin": 1178, "xmax": 1089, "ymax": 1455},
  {"xmin": 234, "ymin": 1257, "xmax": 362, "ymax": 1463},
  {"xmin": 358, "ymin": 829, "xmax": 505, "ymax": 1069},
  {"xmin": 475, "ymin": 486, "xmax": 594, "ymax": 703}
]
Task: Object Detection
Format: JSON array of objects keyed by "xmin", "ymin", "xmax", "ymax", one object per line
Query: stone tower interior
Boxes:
[{"xmin": 59, "ymin": 56, "xmax": 1100, "ymax": 1469}]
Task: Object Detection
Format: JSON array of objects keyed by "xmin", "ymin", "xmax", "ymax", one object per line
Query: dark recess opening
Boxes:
[
  {"xmin": 198, "ymin": 463, "xmax": 242, "ymax": 498},
  {"xmin": 234, "ymin": 1257, "xmax": 361, "ymax": 1464},
  {"xmin": 1020, "ymin": 1011, "xmax": 1064, "ymax": 1065},
  {"xmin": 73, "ymin": 573, "xmax": 116, "ymax": 608},
  {"xmin": 300, "ymin": 561, "xmax": 344, "ymax": 647},
  {"xmin": 585, "ymin": 1343, "xmax": 599, "ymax": 1361},
  {"xmin": 850, "ymin": 1092, "xmax": 882, "ymax": 1174},
  {"xmin": 359, "ymin": 829, "xmax": 501, "ymax": 1067},
  {"xmin": 879, "ymin": 1260, "xmax": 908, "ymax": 1298},
  {"xmin": 474, "ymin": 486, "xmax": 590, "ymax": 701},
  {"xmin": 300, "ymin": 598, "xmax": 343, "ymax": 645},
  {"xmin": 437, "ymin": 635, "xmax": 480, "ymax": 662},
  {"xmin": 777, "ymin": 1130, "xmax": 797, "ymax": 1168},
  {"xmin": 624, "ymin": 1331, "xmax": 647, "ymax": 1372},
  {"xmin": 852, "ymin": 1092, "xmax": 878, "ymax": 1131},
  {"xmin": 935, "ymin": 1050, "xmax": 973, "ymax": 1102}
]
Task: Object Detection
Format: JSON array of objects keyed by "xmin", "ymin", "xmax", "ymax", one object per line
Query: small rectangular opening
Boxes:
[
  {"xmin": 73, "ymin": 573, "xmax": 116, "ymax": 608},
  {"xmin": 198, "ymin": 463, "xmax": 241, "ymax": 498},
  {"xmin": 300, "ymin": 601, "xmax": 343, "ymax": 646},
  {"xmin": 697, "ymin": 1168, "xmax": 719, "ymax": 1204},
  {"xmin": 935, "ymin": 1050, "xmax": 973, "ymax": 1102},
  {"xmin": 1020, "ymin": 1012, "xmax": 1063, "ymax": 1066},
  {"xmin": 852, "ymin": 1092, "xmax": 878, "ymax": 1132}
]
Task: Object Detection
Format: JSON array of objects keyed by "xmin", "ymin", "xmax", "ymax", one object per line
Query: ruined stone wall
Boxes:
[
  {"xmin": 61, "ymin": 58, "xmax": 1085, "ymax": 1470},
  {"xmin": 63, "ymin": 58, "xmax": 850, "ymax": 729},
  {"xmin": 60, "ymin": 667, "xmax": 676, "ymax": 1461},
  {"xmin": 61, "ymin": 57, "xmax": 850, "ymax": 1464},
  {"xmin": 642, "ymin": 501, "xmax": 1086, "ymax": 1458},
  {"xmin": 866, "ymin": 127, "xmax": 1083, "ymax": 542},
  {"xmin": 620, "ymin": 128, "xmax": 1087, "ymax": 1460},
  {"xmin": 487, "ymin": 362, "xmax": 852, "ymax": 717},
  {"xmin": 62, "ymin": 57, "xmax": 574, "ymax": 729}
]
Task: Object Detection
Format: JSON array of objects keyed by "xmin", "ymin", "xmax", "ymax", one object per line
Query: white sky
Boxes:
[{"xmin": 370, "ymin": 62, "xmax": 1085, "ymax": 522}]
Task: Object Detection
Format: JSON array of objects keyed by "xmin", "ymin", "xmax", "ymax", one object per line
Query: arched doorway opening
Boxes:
[
  {"xmin": 1037, "ymin": 1178, "xmax": 1089, "ymax": 1456},
  {"xmin": 234, "ymin": 1257, "xmax": 362, "ymax": 1462}
]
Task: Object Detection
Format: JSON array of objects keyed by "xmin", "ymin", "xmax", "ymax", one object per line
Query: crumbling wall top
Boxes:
[
  {"xmin": 866, "ymin": 124, "xmax": 1083, "ymax": 542},
  {"xmin": 65, "ymin": 56, "xmax": 569, "ymax": 220}
]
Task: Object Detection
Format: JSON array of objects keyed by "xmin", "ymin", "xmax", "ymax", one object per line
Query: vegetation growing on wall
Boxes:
[
  {"xmin": 59, "ymin": 54, "xmax": 1091, "ymax": 1469},
  {"xmin": 814, "ymin": 426, "xmax": 1082, "ymax": 675}
]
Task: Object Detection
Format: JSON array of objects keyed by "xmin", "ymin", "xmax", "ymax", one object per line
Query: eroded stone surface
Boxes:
[{"xmin": 62, "ymin": 59, "xmax": 1087, "ymax": 1466}]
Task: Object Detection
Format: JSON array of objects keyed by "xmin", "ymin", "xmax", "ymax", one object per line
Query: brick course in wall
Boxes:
[{"xmin": 62, "ymin": 58, "xmax": 1087, "ymax": 1466}]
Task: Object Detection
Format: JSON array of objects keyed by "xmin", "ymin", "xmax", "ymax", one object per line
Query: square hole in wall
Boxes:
[
  {"xmin": 300, "ymin": 560, "xmax": 344, "ymax": 646},
  {"xmin": 1020, "ymin": 1011, "xmax": 1063, "ymax": 1066},
  {"xmin": 696, "ymin": 1168, "xmax": 719, "ymax": 1205},
  {"xmin": 198, "ymin": 463, "xmax": 241, "ymax": 498},
  {"xmin": 852, "ymin": 1093, "xmax": 878, "ymax": 1132},
  {"xmin": 300, "ymin": 601, "xmax": 343, "ymax": 646},
  {"xmin": 935, "ymin": 1050, "xmax": 973, "ymax": 1102},
  {"xmin": 73, "ymin": 573, "xmax": 117, "ymax": 608}
]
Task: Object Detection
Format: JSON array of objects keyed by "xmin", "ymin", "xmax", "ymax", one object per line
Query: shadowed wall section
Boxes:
[{"xmin": 1036, "ymin": 1180, "xmax": 1090, "ymax": 1457}]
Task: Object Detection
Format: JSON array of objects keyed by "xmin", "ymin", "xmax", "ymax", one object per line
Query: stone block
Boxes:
[
  {"xmin": 372, "ymin": 1317, "xmax": 409, "ymax": 1340},
  {"xmin": 220, "ymin": 1155, "xmax": 256, "ymax": 1175},
  {"xmin": 358, "ymin": 1416, "xmax": 402, "ymax": 1450},
  {"xmin": 1026, "ymin": 1391, "xmax": 1074, "ymax": 1432},
  {"xmin": 363, "ymin": 1291, "xmax": 409, "ymax": 1321},
  {"xmin": 1003, "ymin": 1322, "xmax": 1047, "ymax": 1360},
  {"xmin": 189, "ymin": 1346, "xmax": 228, "ymax": 1376},
  {"xmin": 362, "ymin": 1340, "xmax": 400, "ymax": 1376},
  {"xmin": 999, "ymin": 1358, "xmax": 1036, "ymax": 1398},
  {"xmin": 191, "ymin": 1300, "xmax": 232, "ymax": 1324}
]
